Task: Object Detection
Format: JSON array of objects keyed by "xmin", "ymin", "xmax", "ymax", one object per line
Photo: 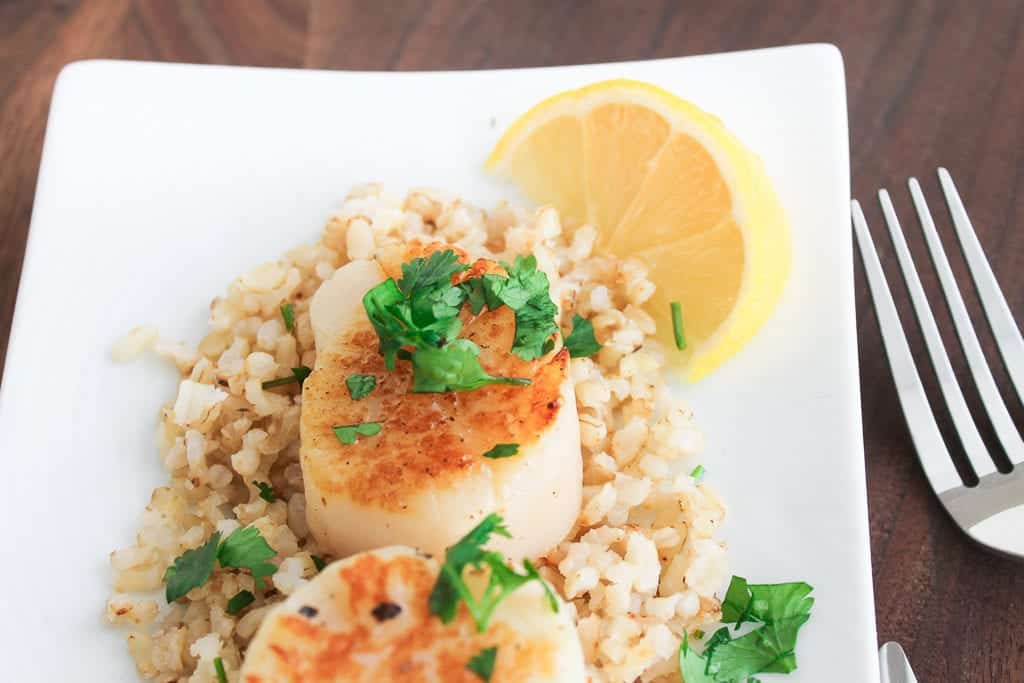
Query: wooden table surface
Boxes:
[{"xmin": 2, "ymin": 1, "xmax": 1022, "ymax": 680}]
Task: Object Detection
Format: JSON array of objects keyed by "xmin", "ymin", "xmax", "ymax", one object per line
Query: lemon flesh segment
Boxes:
[
  {"xmin": 583, "ymin": 102, "xmax": 671, "ymax": 234},
  {"xmin": 488, "ymin": 113, "xmax": 588, "ymax": 225},
  {"xmin": 486, "ymin": 79, "xmax": 790, "ymax": 381}
]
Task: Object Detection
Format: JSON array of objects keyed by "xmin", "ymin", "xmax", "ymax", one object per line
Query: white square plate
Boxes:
[{"xmin": 0, "ymin": 45, "xmax": 876, "ymax": 681}]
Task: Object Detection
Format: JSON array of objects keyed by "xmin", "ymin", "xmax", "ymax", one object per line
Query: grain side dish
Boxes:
[{"xmin": 107, "ymin": 184, "xmax": 733, "ymax": 682}]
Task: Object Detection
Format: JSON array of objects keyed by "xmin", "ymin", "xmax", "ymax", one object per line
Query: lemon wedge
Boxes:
[{"xmin": 486, "ymin": 79, "xmax": 790, "ymax": 381}]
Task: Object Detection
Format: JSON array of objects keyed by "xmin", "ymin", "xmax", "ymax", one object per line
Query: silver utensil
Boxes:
[
  {"xmin": 879, "ymin": 642, "xmax": 919, "ymax": 683},
  {"xmin": 852, "ymin": 168, "xmax": 1024, "ymax": 560}
]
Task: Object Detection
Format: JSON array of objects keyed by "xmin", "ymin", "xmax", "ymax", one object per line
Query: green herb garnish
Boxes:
[
  {"xmin": 346, "ymin": 374, "xmax": 377, "ymax": 400},
  {"xmin": 253, "ymin": 481, "xmax": 277, "ymax": 502},
  {"xmin": 691, "ymin": 464, "xmax": 706, "ymax": 483},
  {"xmin": 362, "ymin": 251, "xmax": 468, "ymax": 370},
  {"xmin": 679, "ymin": 576, "xmax": 815, "ymax": 682},
  {"xmin": 280, "ymin": 302, "xmax": 295, "ymax": 332},
  {"xmin": 164, "ymin": 526, "xmax": 278, "ymax": 603},
  {"xmin": 164, "ymin": 532, "xmax": 222, "ymax": 603},
  {"xmin": 563, "ymin": 314, "xmax": 602, "ymax": 358},
  {"xmin": 226, "ymin": 589, "xmax": 255, "ymax": 615},
  {"xmin": 361, "ymin": 250, "xmax": 556, "ymax": 393},
  {"xmin": 398, "ymin": 248, "xmax": 468, "ymax": 296},
  {"xmin": 428, "ymin": 513, "xmax": 558, "ymax": 632},
  {"xmin": 482, "ymin": 443, "xmax": 519, "ymax": 459},
  {"xmin": 311, "ymin": 555, "xmax": 327, "ymax": 572},
  {"xmin": 217, "ymin": 525, "xmax": 278, "ymax": 590},
  {"xmin": 213, "ymin": 656, "xmax": 228, "ymax": 683},
  {"xmin": 410, "ymin": 340, "xmax": 530, "ymax": 393},
  {"xmin": 332, "ymin": 422, "xmax": 382, "ymax": 445},
  {"xmin": 261, "ymin": 366, "xmax": 312, "ymax": 389},
  {"xmin": 671, "ymin": 301, "xmax": 687, "ymax": 350},
  {"xmin": 467, "ymin": 646, "xmax": 498, "ymax": 681},
  {"xmin": 679, "ymin": 632, "xmax": 717, "ymax": 683},
  {"xmin": 500, "ymin": 255, "xmax": 559, "ymax": 360},
  {"xmin": 694, "ymin": 629, "xmax": 706, "ymax": 639}
]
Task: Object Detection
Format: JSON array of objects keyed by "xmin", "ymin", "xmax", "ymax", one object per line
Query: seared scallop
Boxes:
[
  {"xmin": 240, "ymin": 546, "xmax": 585, "ymax": 683},
  {"xmin": 300, "ymin": 243, "xmax": 582, "ymax": 560}
]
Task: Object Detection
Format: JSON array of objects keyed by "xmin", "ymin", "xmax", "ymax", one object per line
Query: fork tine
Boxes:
[
  {"xmin": 937, "ymin": 168, "xmax": 1024, "ymax": 408},
  {"xmin": 908, "ymin": 178, "xmax": 1024, "ymax": 466},
  {"xmin": 851, "ymin": 200, "xmax": 962, "ymax": 493},
  {"xmin": 878, "ymin": 190, "xmax": 997, "ymax": 479}
]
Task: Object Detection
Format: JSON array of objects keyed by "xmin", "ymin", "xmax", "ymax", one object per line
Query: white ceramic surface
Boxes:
[{"xmin": 0, "ymin": 45, "xmax": 876, "ymax": 681}]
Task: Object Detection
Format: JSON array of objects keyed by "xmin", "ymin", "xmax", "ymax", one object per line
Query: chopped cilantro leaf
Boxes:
[
  {"xmin": 261, "ymin": 366, "xmax": 312, "ymax": 389},
  {"xmin": 362, "ymin": 278, "xmax": 410, "ymax": 370},
  {"xmin": 461, "ymin": 278, "xmax": 488, "ymax": 315},
  {"xmin": 482, "ymin": 443, "xmax": 519, "ymax": 459},
  {"xmin": 690, "ymin": 464, "xmax": 706, "ymax": 483},
  {"xmin": 398, "ymin": 249, "xmax": 468, "ymax": 296},
  {"xmin": 563, "ymin": 315, "xmax": 602, "ymax": 358},
  {"xmin": 218, "ymin": 526, "xmax": 278, "ymax": 590},
  {"xmin": 226, "ymin": 589, "xmax": 255, "ymax": 615},
  {"xmin": 164, "ymin": 532, "xmax": 221, "ymax": 603},
  {"xmin": 213, "ymin": 656, "xmax": 227, "ymax": 683},
  {"xmin": 501, "ymin": 256, "xmax": 559, "ymax": 360},
  {"xmin": 164, "ymin": 526, "xmax": 279, "ymax": 602},
  {"xmin": 671, "ymin": 301, "xmax": 687, "ymax": 350},
  {"xmin": 332, "ymin": 421, "xmax": 382, "ymax": 445},
  {"xmin": 411, "ymin": 340, "xmax": 530, "ymax": 393},
  {"xmin": 466, "ymin": 646, "xmax": 498, "ymax": 681},
  {"xmin": 346, "ymin": 374, "xmax": 377, "ymax": 400},
  {"xmin": 428, "ymin": 513, "xmax": 558, "ymax": 632},
  {"xmin": 253, "ymin": 481, "xmax": 277, "ymax": 502},
  {"xmin": 721, "ymin": 575, "xmax": 754, "ymax": 625},
  {"xmin": 480, "ymin": 274, "xmax": 506, "ymax": 311},
  {"xmin": 311, "ymin": 555, "xmax": 327, "ymax": 572},
  {"xmin": 280, "ymin": 302, "xmax": 295, "ymax": 332}
]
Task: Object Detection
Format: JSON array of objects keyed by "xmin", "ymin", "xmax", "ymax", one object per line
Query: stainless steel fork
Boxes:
[{"xmin": 852, "ymin": 168, "xmax": 1024, "ymax": 560}]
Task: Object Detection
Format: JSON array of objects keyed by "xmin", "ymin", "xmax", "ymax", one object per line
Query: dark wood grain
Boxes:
[{"xmin": 2, "ymin": 1, "xmax": 1022, "ymax": 680}]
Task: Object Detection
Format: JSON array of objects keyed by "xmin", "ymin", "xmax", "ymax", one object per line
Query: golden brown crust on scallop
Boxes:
[
  {"xmin": 242, "ymin": 551, "xmax": 557, "ymax": 683},
  {"xmin": 301, "ymin": 246, "xmax": 569, "ymax": 511}
]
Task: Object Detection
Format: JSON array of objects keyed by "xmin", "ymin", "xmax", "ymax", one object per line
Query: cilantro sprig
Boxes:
[
  {"xmin": 428, "ymin": 513, "xmax": 558, "ymax": 632},
  {"xmin": 485, "ymin": 255, "xmax": 559, "ymax": 360},
  {"xmin": 563, "ymin": 314, "xmax": 602, "ymax": 358},
  {"xmin": 164, "ymin": 525, "xmax": 278, "ymax": 603},
  {"xmin": 679, "ymin": 576, "xmax": 814, "ymax": 682},
  {"xmin": 362, "ymin": 250, "xmax": 560, "ymax": 394},
  {"xmin": 363, "ymin": 251, "xmax": 470, "ymax": 371}
]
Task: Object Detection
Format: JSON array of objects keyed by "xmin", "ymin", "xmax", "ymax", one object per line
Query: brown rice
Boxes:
[{"xmin": 107, "ymin": 184, "xmax": 728, "ymax": 683}]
